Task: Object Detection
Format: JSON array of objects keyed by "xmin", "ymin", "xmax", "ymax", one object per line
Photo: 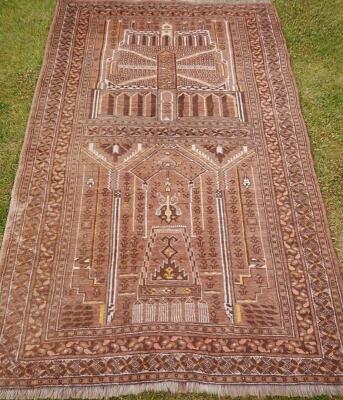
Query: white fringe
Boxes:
[
  {"xmin": 0, "ymin": 381, "xmax": 343, "ymax": 399},
  {"xmin": 158, "ymin": 0, "xmax": 272, "ymax": 3},
  {"xmin": 78, "ymin": 0, "xmax": 272, "ymax": 4}
]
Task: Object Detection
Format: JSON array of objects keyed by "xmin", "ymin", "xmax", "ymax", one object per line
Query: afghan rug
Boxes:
[{"xmin": 0, "ymin": 0, "xmax": 343, "ymax": 397}]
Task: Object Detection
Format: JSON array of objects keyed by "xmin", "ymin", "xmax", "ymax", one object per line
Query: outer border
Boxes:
[
  {"xmin": 0, "ymin": 0, "xmax": 62, "ymax": 262},
  {"xmin": 271, "ymin": 3, "xmax": 343, "ymax": 292},
  {"xmin": 0, "ymin": 0, "xmax": 342, "ymax": 398}
]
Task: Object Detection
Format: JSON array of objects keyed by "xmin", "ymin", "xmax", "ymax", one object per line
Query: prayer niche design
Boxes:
[
  {"xmin": 90, "ymin": 20, "xmax": 246, "ymax": 121},
  {"xmin": 57, "ymin": 16, "xmax": 283, "ymax": 332},
  {"xmin": 59, "ymin": 141, "xmax": 283, "ymax": 331},
  {"xmin": 3, "ymin": 2, "xmax": 342, "ymax": 389}
]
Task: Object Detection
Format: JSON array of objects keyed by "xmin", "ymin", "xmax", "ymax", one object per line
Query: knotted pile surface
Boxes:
[{"xmin": 1, "ymin": 0, "xmax": 342, "ymax": 397}]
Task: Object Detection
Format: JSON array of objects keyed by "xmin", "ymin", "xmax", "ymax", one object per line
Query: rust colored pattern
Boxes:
[{"xmin": 0, "ymin": 0, "xmax": 343, "ymax": 395}]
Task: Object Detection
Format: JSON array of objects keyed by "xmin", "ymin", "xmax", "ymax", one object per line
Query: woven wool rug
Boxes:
[{"xmin": 0, "ymin": 0, "xmax": 343, "ymax": 398}]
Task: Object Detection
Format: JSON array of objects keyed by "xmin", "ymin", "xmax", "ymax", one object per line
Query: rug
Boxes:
[{"xmin": 0, "ymin": 0, "xmax": 343, "ymax": 397}]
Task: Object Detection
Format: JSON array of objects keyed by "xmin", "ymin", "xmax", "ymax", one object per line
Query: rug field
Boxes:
[{"xmin": 0, "ymin": 0, "xmax": 342, "ymax": 398}]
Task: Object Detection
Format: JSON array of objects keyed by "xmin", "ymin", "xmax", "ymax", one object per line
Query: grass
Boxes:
[
  {"xmin": 274, "ymin": 0, "xmax": 343, "ymax": 266},
  {"xmin": 0, "ymin": 0, "xmax": 342, "ymax": 399},
  {"xmin": 0, "ymin": 0, "xmax": 55, "ymax": 236},
  {"xmin": 1, "ymin": 0, "xmax": 342, "ymax": 261}
]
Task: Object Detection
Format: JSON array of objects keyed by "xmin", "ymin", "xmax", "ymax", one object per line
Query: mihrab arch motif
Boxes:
[
  {"xmin": 58, "ymin": 15, "xmax": 287, "ymax": 333},
  {"xmin": 61, "ymin": 141, "xmax": 283, "ymax": 330}
]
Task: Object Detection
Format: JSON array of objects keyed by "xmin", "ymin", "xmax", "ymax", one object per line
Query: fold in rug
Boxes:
[{"xmin": 0, "ymin": 0, "xmax": 342, "ymax": 398}]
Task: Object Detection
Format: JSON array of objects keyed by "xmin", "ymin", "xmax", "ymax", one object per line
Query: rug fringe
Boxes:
[
  {"xmin": 153, "ymin": 0, "xmax": 271, "ymax": 3},
  {"xmin": 0, "ymin": 381, "xmax": 343, "ymax": 399},
  {"xmin": 169, "ymin": 0, "xmax": 271, "ymax": 3},
  {"xmin": 162, "ymin": 0, "xmax": 271, "ymax": 5},
  {"xmin": 78, "ymin": 0, "xmax": 272, "ymax": 4}
]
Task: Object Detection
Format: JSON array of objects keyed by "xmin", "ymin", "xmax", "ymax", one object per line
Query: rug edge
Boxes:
[
  {"xmin": 1, "ymin": 0, "xmax": 342, "ymax": 396},
  {"xmin": 0, "ymin": 382, "xmax": 343, "ymax": 399},
  {"xmin": 267, "ymin": 4, "xmax": 343, "ymax": 297},
  {"xmin": 67, "ymin": 0, "xmax": 272, "ymax": 4},
  {"xmin": 0, "ymin": 1, "xmax": 63, "ymax": 256}
]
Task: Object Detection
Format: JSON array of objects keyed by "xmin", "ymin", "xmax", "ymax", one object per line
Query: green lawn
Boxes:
[
  {"xmin": 1, "ymin": 0, "xmax": 342, "ymax": 263},
  {"xmin": 0, "ymin": 0, "xmax": 342, "ymax": 399}
]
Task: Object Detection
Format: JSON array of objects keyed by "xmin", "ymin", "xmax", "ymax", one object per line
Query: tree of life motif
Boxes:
[
  {"xmin": 66, "ymin": 17, "xmax": 282, "ymax": 330},
  {"xmin": 91, "ymin": 20, "xmax": 245, "ymax": 121}
]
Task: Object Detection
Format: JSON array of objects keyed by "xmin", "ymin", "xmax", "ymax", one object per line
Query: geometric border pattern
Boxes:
[{"xmin": 0, "ymin": 0, "xmax": 342, "ymax": 391}]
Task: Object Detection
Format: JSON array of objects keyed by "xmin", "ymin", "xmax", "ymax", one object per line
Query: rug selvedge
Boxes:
[{"xmin": 0, "ymin": 0, "xmax": 342, "ymax": 395}]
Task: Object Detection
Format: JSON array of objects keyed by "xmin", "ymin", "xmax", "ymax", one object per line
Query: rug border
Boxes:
[
  {"xmin": 0, "ymin": 0, "xmax": 63, "ymax": 259},
  {"xmin": 0, "ymin": 0, "xmax": 342, "ymax": 398},
  {"xmin": 270, "ymin": 0, "xmax": 343, "ymax": 319}
]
